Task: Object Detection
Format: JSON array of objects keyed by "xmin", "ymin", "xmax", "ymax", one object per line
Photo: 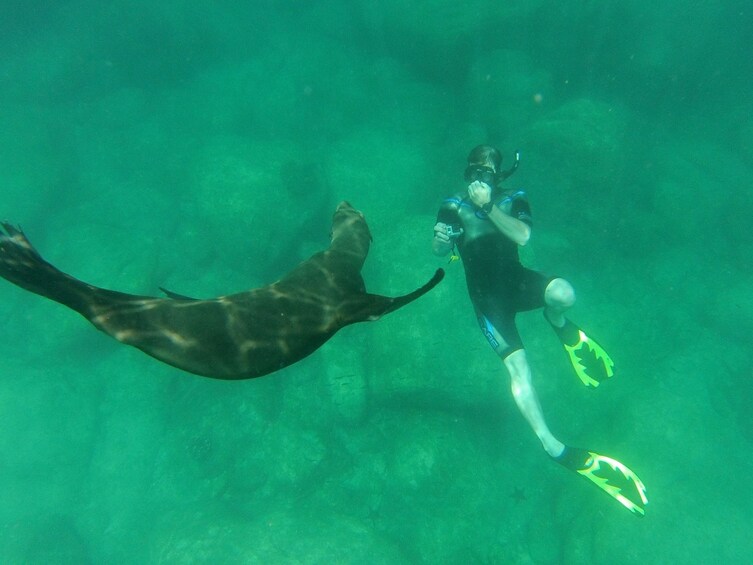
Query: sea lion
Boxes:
[{"xmin": 0, "ymin": 202, "xmax": 444, "ymax": 379}]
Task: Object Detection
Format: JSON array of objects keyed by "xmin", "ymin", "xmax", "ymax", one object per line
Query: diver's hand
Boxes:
[
  {"xmin": 433, "ymin": 222, "xmax": 451, "ymax": 244},
  {"xmin": 432, "ymin": 222, "xmax": 455, "ymax": 256},
  {"xmin": 468, "ymin": 180, "xmax": 491, "ymax": 207}
]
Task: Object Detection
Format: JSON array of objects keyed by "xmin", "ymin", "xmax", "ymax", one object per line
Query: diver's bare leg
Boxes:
[{"xmin": 504, "ymin": 349, "xmax": 565, "ymax": 457}]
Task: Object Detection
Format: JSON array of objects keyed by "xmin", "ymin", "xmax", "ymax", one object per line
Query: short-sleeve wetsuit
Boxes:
[{"xmin": 437, "ymin": 188, "xmax": 556, "ymax": 358}]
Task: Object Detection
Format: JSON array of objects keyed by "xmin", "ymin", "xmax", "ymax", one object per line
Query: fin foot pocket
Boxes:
[{"xmin": 554, "ymin": 446, "xmax": 648, "ymax": 517}]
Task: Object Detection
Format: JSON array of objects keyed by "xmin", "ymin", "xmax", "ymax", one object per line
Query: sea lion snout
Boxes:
[
  {"xmin": 335, "ymin": 201, "xmax": 363, "ymax": 217},
  {"xmin": 329, "ymin": 201, "xmax": 371, "ymax": 257},
  {"xmin": 332, "ymin": 201, "xmax": 367, "ymax": 235}
]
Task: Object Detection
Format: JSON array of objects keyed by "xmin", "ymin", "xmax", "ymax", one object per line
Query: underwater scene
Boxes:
[{"xmin": 1, "ymin": 1, "xmax": 752, "ymax": 563}]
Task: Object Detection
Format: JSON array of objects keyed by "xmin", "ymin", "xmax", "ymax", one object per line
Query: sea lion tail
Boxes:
[{"xmin": 0, "ymin": 222, "xmax": 107, "ymax": 315}]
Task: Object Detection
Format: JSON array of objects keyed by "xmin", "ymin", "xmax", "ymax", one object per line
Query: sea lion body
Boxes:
[{"xmin": 0, "ymin": 202, "xmax": 443, "ymax": 379}]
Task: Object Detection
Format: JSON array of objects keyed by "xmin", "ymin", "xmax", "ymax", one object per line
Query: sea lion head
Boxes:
[{"xmin": 329, "ymin": 201, "xmax": 372, "ymax": 261}]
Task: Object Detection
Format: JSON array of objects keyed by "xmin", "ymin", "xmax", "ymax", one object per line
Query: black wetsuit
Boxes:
[{"xmin": 437, "ymin": 188, "xmax": 555, "ymax": 358}]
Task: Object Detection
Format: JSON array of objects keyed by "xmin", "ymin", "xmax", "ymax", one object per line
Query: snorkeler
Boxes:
[{"xmin": 432, "ymin": 145, "xmax": 647, "ymax": 516}]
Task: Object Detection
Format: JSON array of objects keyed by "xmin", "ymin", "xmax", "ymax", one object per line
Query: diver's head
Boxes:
[
  {"xmin": 464, "ymin": 145, "xmax": 519, "ymax": 186},
  {"xmin": 467, "ymin": 145, "xmax": 503, "ymax": 171},
  {"xmin": 464, "ymin": 145, "xmax": 503, "ymax": 188}
]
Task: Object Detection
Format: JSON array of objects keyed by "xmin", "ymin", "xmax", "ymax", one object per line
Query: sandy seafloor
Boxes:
[{"xmin": 1, "ymin": 1, "xmax": 752, "ymax": 563}]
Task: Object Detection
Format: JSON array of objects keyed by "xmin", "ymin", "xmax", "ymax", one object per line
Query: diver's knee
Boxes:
[{"xmin": 545, "ymin": 278, "xmax": 575, "ymax": 309}]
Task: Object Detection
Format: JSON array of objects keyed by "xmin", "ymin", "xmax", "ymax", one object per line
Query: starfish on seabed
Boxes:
[{"xmin": 510, "ymin": 487, "xmax": 527, "ymax": 503}]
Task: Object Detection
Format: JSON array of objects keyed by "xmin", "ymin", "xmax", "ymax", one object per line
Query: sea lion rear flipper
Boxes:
[{"xmin": 342, "ymin": 268, "xmax": 444, "ymax": 324}]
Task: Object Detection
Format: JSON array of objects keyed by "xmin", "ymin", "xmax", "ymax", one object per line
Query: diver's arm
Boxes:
[
  {"xmin": 486, "ymin": 205, "xmax": 530, "ymax": 246},
  {"xmin": 467, "ymin": 180, "xmax": 530, "ymax": 246}
]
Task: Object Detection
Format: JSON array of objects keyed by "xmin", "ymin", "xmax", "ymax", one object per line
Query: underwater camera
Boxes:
[{"xmin": 445, "ymin": 224, "xmax": 464, "ymax": 238}]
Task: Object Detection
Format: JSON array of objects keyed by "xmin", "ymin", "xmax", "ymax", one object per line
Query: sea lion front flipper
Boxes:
[
  {"xmin": 381, "ymin": 268, "xmax": 444, "ymax": 316},
  {"xmin": 159, "ymin": 286, "xmax": 200, "ymax": 301},
  {"xmin": 341, "ymin": 268, "xmax": 445, "ymax": 324}
]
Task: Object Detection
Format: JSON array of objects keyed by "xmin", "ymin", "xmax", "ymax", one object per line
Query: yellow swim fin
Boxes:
[
  {"xmin": 552, "ymin": 319, "xmax": 614, "ymax": 387},
  {"xmin": 555, "ymin": 446, "xmax": 648, "ymax": 517}
]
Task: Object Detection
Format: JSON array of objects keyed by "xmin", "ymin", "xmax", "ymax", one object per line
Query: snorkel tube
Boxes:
[{"xmin": 501, "ymin": 150, "xmax": 521, "ymax": 181}]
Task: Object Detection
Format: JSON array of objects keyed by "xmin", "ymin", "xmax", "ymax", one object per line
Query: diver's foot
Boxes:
[
  {"xmin": 553, "ymin": 446, "xmax": 648, "ymax": 517},
  {"xmin": 547, "ymin": 317, "xmax": 614, "ymax": 387}
]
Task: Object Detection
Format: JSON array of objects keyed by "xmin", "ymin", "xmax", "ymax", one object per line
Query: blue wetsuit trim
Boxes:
[
  {"xmin": 442, "ymin": 197, "xmax": 474, "ymax": 210},
  {"xmin": 444, "ymin": 190, "xmax": 529, "ymax": 220},
  {"xmin": 478, "ymin": 315, "xmax": 501, "ymax": 350}
]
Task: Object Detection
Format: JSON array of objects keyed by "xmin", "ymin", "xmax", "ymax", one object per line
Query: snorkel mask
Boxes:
[{"xmin": 464, "ymin": 150, "xmax": 521, "ymax": 185}]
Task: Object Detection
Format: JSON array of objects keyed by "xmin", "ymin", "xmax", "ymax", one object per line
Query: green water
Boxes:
[{"xmin": 1, "ymin": 1, "xmax": 751, "ymax": 563}]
